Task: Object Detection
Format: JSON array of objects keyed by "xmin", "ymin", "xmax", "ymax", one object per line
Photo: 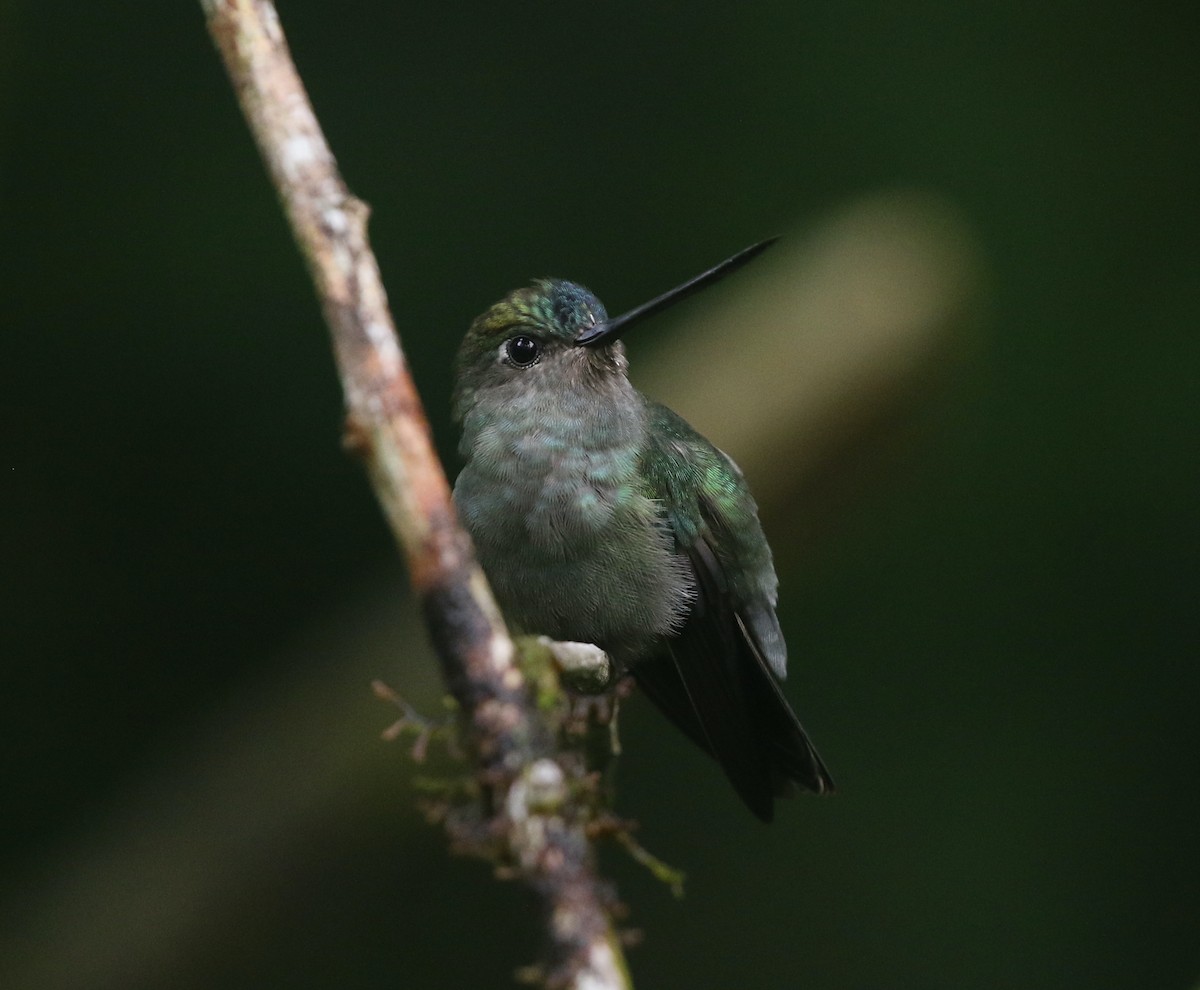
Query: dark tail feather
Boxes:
[
  {"xmin": 631, "ymin": 618, "xmax": 834, "ymax": 822},
  {"xmin": 736, "ymin": 614, "xmax": 835, "ymax": 796},
  {"xmin": 634, "ymin": 641, "xmax": 776, "ymax": 821},
  {"xmin": 751, "ymin": 664, "xmax": 836, "ymax": 797}
]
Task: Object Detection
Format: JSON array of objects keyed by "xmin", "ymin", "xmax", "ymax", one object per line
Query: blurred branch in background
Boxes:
[
  {"xmin": 0, "ymin": 185, "xmax": 983, "ymax": 990},
  {"xmin": 644, "ymin": 190, "xmax": 983, "ymax": 514}
]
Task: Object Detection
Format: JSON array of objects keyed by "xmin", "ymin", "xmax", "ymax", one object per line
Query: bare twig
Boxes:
[{"xmin": 199, "ymin": 2, "xmax": 630, "ymax": 986}]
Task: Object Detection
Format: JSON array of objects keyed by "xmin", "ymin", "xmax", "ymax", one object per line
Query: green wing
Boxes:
[{"xmin": 634, "ymin": 402, "xmax": 834, "ymax": 821}]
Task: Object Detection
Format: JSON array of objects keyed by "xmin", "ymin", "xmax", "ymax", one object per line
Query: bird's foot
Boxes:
[{"xmin": 538, "ymin": 637, "xmax": 614, "ymax": 694}]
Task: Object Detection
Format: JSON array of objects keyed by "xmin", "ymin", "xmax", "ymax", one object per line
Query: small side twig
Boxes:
[
  {"xmin": 371, "ymin": 679, "xmax": 453, "ymax": 761},
  {"xmin": 200, "ymin": 3, "xmax": 630, "ymax": 987}
]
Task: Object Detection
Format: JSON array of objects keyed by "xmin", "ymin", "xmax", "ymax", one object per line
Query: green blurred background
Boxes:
[{"xmin": 1, "ymin": 2, "xmax": 1196, "ymax": 988}]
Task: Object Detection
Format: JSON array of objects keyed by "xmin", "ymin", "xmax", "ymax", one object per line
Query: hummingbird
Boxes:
[{"xmin": 451, "ymin": 240, "xmax": 834, "ymax": 821}]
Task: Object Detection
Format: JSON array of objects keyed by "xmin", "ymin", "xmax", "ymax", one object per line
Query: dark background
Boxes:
[{"xmin": 1, "ymin": 3, "xmax": 1197, "ymax": 988}]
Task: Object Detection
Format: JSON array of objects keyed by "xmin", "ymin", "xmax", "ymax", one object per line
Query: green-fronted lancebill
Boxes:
[{"xmin": 451, "ymin": 241, "xmax": 834, "ymax": 821}]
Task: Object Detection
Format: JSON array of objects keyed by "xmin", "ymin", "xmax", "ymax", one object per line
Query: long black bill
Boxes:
[{"xmin": 575, "ymin": 237, "xmax": 778, "ymax": 347}]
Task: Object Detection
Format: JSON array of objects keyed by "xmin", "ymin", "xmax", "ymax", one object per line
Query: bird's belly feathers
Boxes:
[{"xmin": 453, "ymin": 430, "xmax": 693, "ymax": 657}]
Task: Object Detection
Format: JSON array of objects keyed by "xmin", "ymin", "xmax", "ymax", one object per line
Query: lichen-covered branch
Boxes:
[{"xmin": 199, "ymin": 2, "xmax": 630, "ymax": 986}]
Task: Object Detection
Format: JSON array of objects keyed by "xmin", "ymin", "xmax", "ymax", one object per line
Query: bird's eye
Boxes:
[{"xmin": 505, "ymin": 335, "xmax": 541, "ymax": 368}]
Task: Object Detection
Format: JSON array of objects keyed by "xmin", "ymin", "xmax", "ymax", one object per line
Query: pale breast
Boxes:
[{"xmin": 454, "ymin": 416, "xmax": 694, "ymax": 654}]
